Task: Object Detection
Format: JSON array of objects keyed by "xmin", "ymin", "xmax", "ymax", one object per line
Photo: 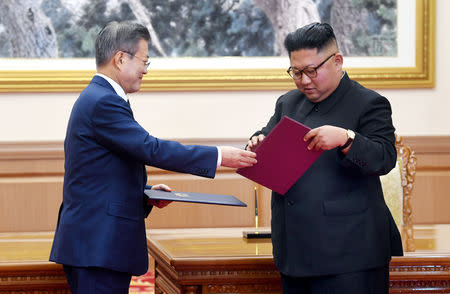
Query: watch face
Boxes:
[{"xmin": 347, "ymin": 130, "xmax": 355, "ymax": 140}]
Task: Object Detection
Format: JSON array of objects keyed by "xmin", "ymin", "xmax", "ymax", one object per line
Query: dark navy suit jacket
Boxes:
[
  {"xmin": 253, "ymin": 73, "xmax": 403, "ymax": 277},
  {"xmin": 50, "ymin": 76, "xmax": 218, "ymax": 275}
]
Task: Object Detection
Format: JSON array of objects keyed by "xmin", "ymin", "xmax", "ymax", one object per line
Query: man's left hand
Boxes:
[{"xmin": 148, "ymin": 184, "xmax": 172, "ymax": 208}]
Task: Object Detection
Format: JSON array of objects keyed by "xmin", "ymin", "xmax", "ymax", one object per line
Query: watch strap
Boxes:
[
  {"xmin": 340, "ymin": 137, "xmax": 353, "ymax": 149},
  {"xmin": 340, "ymin": 130, "xmax": 354, "ymax": 150}
]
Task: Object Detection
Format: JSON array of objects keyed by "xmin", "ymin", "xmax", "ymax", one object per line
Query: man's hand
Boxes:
[
  {"xmin": 148, "ymin": 184, "xmax": 172, "ymax": 208},
  {"xmin": 219, "ymin": 146, "xmax": 257, "ymax": 168},
  {"xmin": 304, "ymin": 125, "xmax": 348, "ymax": 152},
  {"xmin": 246, "ymin": 134, "xmax": 265, "ymax": 152}
]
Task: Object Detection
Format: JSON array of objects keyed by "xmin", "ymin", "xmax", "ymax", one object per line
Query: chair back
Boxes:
[{"xmin": 380, "ymin": 134, "xmax": 417, "ymax": 252}]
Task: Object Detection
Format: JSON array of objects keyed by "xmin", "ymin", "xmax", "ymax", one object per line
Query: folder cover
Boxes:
[
  {"xmin": 237, "ymin": 116, "xmax": 323, "ymax": 195},
  {"xmin": 144, "ymin": 190, "xmax": 247, "ymax": 207}
]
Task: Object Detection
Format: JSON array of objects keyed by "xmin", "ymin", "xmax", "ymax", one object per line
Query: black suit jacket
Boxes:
[{"xmin": 254, "ymin": 73, "xmax": 403, "ymax": 277}]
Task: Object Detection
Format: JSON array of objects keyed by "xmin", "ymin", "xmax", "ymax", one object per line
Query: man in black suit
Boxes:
[{"xmin": 246, "ymin": 23, "xmax": 402, "ymax": 293}]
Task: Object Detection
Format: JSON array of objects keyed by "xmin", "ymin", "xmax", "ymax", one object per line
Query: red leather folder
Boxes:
[{"xmin": 237, "ymin": 116, "xmax": 323, "ymax": 195}]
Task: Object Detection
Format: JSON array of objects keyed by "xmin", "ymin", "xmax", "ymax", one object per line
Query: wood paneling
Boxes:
[
  {"xmin": 0, "ymin": 136, "xmax": 448, "ymax": 232},
  {"xmin": 403, "ymin": 136, "xmax": 450, "ymax": 224},
  {"xmin": 0, "ymin": 142, "xmax": 65, "ymax": 232}
]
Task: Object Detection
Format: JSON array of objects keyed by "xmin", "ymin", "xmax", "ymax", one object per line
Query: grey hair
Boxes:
[{"xmin": 95, "ymin": 21, "xmax": 150, "ymax": 67}]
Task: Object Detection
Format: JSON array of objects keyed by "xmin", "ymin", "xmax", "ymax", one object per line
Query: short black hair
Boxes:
[
  {"xmin": 95, "ymin": 21, "xmax": 150, "ymax": 67},
  {"xmin": 284, "ymin": 22, "xmax": 338, "ymax": 55}
]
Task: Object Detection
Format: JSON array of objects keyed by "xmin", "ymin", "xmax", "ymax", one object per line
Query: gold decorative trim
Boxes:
[
  {"xmin": 390, "ymin": 263, "xmax": 450, "ymax": 272},
  {"xmin": 178, "ymin": 269, "xmax": 280, "ymax": 278},
  {"xmin": 395, "ymin": 134, "xmax": 417, "ymax": 252},
  {"xmin": 0, "ymin": 0, "xmax": 435, "ymax": 92},
  {"xmin": 208, "ymin": 283, "xmax": 282, "ymax": 293}
]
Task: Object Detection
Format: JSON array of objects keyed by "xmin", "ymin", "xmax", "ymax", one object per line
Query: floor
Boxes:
[{"xmin": 130, "ymin": 270, "xmax": 154, "ymax": 294}]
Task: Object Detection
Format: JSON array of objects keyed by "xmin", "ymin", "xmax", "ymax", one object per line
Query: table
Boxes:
[
  {"xmin": 147, "ymin": 225, "xmax": 450, "ymax": 294},
  {"xmin": 0, "ymin": 232, "xmax": 69, "ymax": 293}
]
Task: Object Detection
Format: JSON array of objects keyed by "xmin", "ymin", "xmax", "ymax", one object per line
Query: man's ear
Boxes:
[
  {"xmin": 334, "ymin": 53, "xmax": 344, "ymax": 71},
  {"xmin": 113, "ymin": 51, "xmax": 125, "ymax": 70}
]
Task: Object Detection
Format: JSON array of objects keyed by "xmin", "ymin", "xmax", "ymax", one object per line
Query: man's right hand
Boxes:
[
  {"xmin": 219, "ymin": 146, "xmax": 257, "ymax": 168},
  {"xmin": 246, "ymin": 134, "xmax": 265, "ymax": 152}
]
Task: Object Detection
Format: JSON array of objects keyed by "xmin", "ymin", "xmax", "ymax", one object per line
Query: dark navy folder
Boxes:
[
  {"xmin": 237, "ymin": 116, "xmax": 323, "ymax": 195},
  {"xmin": 144, "ymin": 190, "xmax": 247, "ymax": 207}
]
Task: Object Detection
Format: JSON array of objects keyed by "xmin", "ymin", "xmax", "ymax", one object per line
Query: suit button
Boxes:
[
  {"xmin": 288, "ymin": 200, "xmax": 295, "ymax": 206},
  {"xmin": 195, "ymin": 168, "xmax": 208, "ymax": 175}
]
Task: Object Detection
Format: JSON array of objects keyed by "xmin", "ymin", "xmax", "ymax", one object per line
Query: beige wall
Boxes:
[{"xmin": 0, "ymin": 0, "xmax": 448, "ymax": 141}]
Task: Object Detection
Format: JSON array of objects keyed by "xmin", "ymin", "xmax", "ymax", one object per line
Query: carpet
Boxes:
[{"xmin": 129, "ymin": 270, "xmax": 154, "ymax": 294}]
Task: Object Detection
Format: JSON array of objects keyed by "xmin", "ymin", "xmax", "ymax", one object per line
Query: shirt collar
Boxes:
[
  {"xmin": 310, "ymin": 71, "xmax": 351, "ymax": 114},
  {"xmin": 95, "ymin": 73, "xmax": 128, "ymax": 102}
]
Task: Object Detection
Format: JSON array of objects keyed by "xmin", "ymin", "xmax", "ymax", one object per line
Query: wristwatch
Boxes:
[{"xmin": 341, "ymin": 129, "xmax": 355, "ymax": 149}]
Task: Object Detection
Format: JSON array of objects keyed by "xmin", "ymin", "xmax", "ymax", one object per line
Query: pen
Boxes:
[{"xmin": 254, "ymin": 186, "xmax": 258, "ymax": 231}]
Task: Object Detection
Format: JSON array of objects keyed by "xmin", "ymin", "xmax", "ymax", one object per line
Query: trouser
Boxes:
[
  {"xmin": 63, "ymin": 265, "xmax": 132, "ymax": 294},
  {"xmin": 281, "ymin": 264, "xmax": 389, "ymax": 294}
]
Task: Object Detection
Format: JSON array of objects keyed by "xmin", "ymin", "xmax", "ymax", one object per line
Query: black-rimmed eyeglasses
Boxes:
[
  {"xmin": 123, "ymin": 51, "xmax": 151, "ymax": 70},
  {"xmin": 287, "ymin": 53, "xmax": 337, "ymax": 80}
]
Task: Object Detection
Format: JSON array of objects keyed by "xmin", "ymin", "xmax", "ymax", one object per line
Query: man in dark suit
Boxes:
[
  {"xmin": 49, "ymin": 21, "xmax": 256, "ymax": 294},
  {"xmin": 246, "ymin": 23, "xmax": 402, "ymax": 293}
]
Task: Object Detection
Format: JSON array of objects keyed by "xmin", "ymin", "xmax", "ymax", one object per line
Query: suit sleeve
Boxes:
[
  {"xmin": 340, "ymin": 95, "xmax": 397, "ymax": 176},
  {"xmin": 91, "ymin": 94, "xmax": 218, "ymax": 178}
]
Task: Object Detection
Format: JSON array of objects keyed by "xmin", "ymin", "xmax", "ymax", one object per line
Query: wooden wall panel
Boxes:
[
  {"xmin": 412, "ymin": 171, "xmax": 450, "ymax": 223},
  {"xmin": 0, "ymin": 136, "xmax": 448, "ymax": 233},
  {"xmin": 0, "ymin": 142, "xmax": 64, "ymax": 232},
  {"xmin": 0, "ymin": 177, "xmax": 62, "ymax": 232},
  {"xmin": 403, "ymin": 136, "xmax": 450, "ymax": 224}
]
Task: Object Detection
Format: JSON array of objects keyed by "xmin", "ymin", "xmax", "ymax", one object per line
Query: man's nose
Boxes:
[{"xmin": 300, "ymin": 73, "xmax": 312, "ymax": 84}]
